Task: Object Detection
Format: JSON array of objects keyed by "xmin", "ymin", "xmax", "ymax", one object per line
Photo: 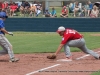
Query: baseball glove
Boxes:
[{"xmin": 47, "ymin": 54, "xmax": 56, "ymax": 59}]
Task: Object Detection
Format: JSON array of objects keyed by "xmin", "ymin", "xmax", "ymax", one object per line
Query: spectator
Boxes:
[
  {"xmin": 44, "ymin": 9, "xmax": 51, "ymax": 17},
  {"xmin": 10, "ymin": 2, "xmax": 18, "ymax": 17},
  {"xmin": 69, "ymin": 2, "xmax": 75, "ymax": 13},
  {"xmin": 60, "ymin": 6, "xmax": 68, "ymax": 18},
  {"xmin": 1, "ymin": 1, "xmax": 8, "ymax": 11},
  {"xmin": 50, "ymin": 7, "xmax": 57, "ymax": 18},
  {"xmin": 78, "ymin": 6, "xmax": 85, "ymax": 17},
  {"xmin": 90, "ymin": 5, "xmax": 99, "ymax": 18},
  {"xmin": 87, "ymin": 1, "xmax": 93, "ymax": 16},
  {"xmin": 35, "ymin": 2, "xmax": 42, "ymax": 17},
  {"xmin": 29, "ymin": 3, "xmax": 37, "ymax": 17},
  {"xmin": 73, "ymin": 1, "xmax": 82, "ymax": 17},
  {"xmin": 23, "ymin": 1, "xmax": 30, "ymax": 16},
  {"xmin": 19, "ymin": 1, "xmax": 25, "ymax": 16},
  {"xmin": 84, "ymin": 2, "xmax": 89, "ymax": 17},
  {"xmin": 2, "ymin": 1, "xmax": 9, "ymax": 13}
]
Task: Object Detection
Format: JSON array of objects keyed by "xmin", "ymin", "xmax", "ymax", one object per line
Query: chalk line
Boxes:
[
  {"xmin": 76, "ymin": 51, "xmax": 100, "ymax": 60},
  {"xmin": 26, "ymin": 64, "xmax": 60, "ymax": 75}
]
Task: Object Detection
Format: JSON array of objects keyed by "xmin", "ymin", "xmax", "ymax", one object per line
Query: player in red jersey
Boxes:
[{"xmin": 55, "ymin": 26, "xmax": 100, "ymax": 61}]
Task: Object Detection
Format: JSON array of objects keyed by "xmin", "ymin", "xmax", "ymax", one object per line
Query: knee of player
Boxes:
[
  {"xmin": 9, "ymin": 45, "xmax": 13, "ymax": 50},
  {"xmin": 83, "ymin": 50, "xmax": 90, "ymax": 54}
]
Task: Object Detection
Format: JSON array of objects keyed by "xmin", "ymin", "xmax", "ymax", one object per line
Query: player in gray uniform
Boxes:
[
  {"xmin": 0, "ymin": 11, "xmax": 19, "ymax": 62},
  {"xmin": 55, "ymin": 26, "xmax": 100, "ymax": 61}
]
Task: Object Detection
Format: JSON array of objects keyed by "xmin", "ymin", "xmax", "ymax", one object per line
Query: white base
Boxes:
[{"xmin": 57, "ymin": 59, "xmax": 72, "ymax": 62}]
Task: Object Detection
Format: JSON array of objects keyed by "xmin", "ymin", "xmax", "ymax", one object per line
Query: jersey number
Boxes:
[{"xmin": 66, "ymin": 30, "xmax": 76, "ymax": 34}]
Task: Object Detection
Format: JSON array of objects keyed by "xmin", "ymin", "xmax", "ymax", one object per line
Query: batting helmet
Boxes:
[{"xmin": 0, "ymin": 12, "xmax": 8, "ymax": 18}]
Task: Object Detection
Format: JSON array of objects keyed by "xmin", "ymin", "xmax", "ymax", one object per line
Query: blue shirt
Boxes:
[
  {"xmin": 89, "ymin": 3, "xmax": 93, "ymax": 10},
  {"xmin": 0, "ymin": 19, "xmax": 5, "ymax": 34},
  {"xmin": 51, "ymin": 10, "xmax": 56, "ymax": 16}
]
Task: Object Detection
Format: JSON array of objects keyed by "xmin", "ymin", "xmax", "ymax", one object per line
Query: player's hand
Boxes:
[{"xmin": 8, "ymin": 32, "xmax": 13, "ymax": 36}]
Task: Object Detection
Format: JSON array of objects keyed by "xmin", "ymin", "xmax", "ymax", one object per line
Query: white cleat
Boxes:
[{"xmin": 9, "ymin": 58, "xmax": 20, "ymax": 62}]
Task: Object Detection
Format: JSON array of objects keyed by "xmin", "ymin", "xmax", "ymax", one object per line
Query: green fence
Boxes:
[{"xmin": 5, "ymin": 18, "xmax": 100, "ymax": 32}]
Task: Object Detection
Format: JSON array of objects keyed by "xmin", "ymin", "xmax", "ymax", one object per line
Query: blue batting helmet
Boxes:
[{"xmin": 0, "ymin": 12, "xmax": 8, "ymax": 18}]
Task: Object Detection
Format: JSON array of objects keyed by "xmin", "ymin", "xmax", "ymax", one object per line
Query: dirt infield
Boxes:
[
  {"xmin": 90, "ymin": 34, "xmax": 100, "ymax": 36},
  {"xmin": 0, "ymin": 49, "xmax": 100, "ymax": 75}
]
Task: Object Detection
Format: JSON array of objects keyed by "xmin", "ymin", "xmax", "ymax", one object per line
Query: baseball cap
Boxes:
[
  {"xmin": 56, "ymin": 26, "xmax": 65, "ymax": 33},
  {"xmin": 0, "ymin": 12, "xmax": 8, "ymax": 18},
  {"xmin": 63, "ymin": 6, "xmax": 66, "ymax": 8}
]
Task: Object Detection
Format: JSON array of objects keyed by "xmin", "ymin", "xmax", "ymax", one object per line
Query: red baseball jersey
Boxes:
[{"xmin": 61, "ymin": 29, "xmax": 83, "ymax": 44}]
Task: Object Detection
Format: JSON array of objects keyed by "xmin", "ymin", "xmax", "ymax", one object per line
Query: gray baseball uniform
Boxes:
[
  {"xmin": 0, "ymin": 17, "xmax": 14, "ymax": 59},
  {"xmin": 64, "ymin": 38, "xmax": 99, "ymax": 59},
  {"xmin": 61, "ymin": 29, "xmax": 99, "ymax": 59},
  {"xmin": 0, "ymin": 34, "xmax": 14, "ymax": 59}
]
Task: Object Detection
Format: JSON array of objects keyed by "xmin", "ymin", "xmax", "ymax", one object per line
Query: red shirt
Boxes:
[
  {"xmin": 61, "ymin": 9, "xmax": 68, "ymax": 14},
  {"xmin": 2, "ymin": 3, "xmax": 8, "ymax": 9},
  {"xmin": 10, "ymin": 5, "xmax": 18, "ymax": 10},
  {"xmin": 61, "ymin": 29, "xmax": 83, "ymax": 44}
]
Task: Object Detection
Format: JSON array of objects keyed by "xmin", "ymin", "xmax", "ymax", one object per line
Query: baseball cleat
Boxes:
[
  {"xmin": 94, "ymin": 56, "xmax": 100, "ymax": 60},
  {"xmin": 98, "ymin": 56, "xmax": 100, "ymax": 59},
  {"xmin": 9, "ymin": 58, "xmax": 20, "ymax": 62}
]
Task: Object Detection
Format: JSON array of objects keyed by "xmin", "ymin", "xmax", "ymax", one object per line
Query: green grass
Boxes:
[
  {"xmin": 0, "ymin": 32, "xmax": 100, "ymax": 54},
  {"xmin": 91, "ymin": 71, "xmax": 100, "ymax": 75}
]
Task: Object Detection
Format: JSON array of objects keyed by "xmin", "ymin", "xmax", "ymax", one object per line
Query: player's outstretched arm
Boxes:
[{"xmin": 55, "ymin": 44, "xmax": 64, "ymax": 55}]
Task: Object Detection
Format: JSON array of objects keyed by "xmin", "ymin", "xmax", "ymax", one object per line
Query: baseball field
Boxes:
[{"xmin": 0, "ymin": 32, "xmax": 100, "ymax": 75}]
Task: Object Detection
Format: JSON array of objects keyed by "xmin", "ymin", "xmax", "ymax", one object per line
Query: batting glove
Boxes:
[{"xmin": 8, "ymin": 32, "xmax": 13, "ymax": 36}]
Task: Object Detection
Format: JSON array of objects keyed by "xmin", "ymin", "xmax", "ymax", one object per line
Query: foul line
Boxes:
[
  {"xmin": 26, "ymin": 64, "xmax": 61, "ymax": 75},
  {"xmin": 76, "ymin": 51, "xmax": 100, "ymax": 60}
]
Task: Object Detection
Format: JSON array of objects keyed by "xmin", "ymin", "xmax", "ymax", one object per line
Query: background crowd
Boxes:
[{"xmin": 0, "ymin": 0, "xmax": 99, "ymax": 18}]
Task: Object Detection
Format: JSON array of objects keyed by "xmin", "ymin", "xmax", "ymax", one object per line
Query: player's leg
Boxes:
[
  {"xmin": 0, "ymin": 35, "xmax": 8, "ymax": 55},
  {"xmin": 78, "ymin": 38, "xmax": 100, "ymax": 59},
  {"xmin": 78, "ymin": 45, "xmax": 99, "ymax": 59},
  {"xmin": 61, "ymin": 45, "xmax": 72, "ymax": 61},
  {"xmin": 0, "ymin": 35, "xmax": 14, "ymax": 58},
  {"xmin": 65, "ymin": 38, "xmax": 99, "ymax": 59},
  {"xmin": 64, "ymin": 45, "xmax": 72, "ymax": 57},
  {"xmin": 64, "ymin": 38, "xmax": 84, "ymax": 57},
  {"xmin": 0, "ymin": 34, "xmax": 19, "ymax": 62},
  {"xmin": 0, "ymin": 44, "xmax": 8, "ymax": 55}
]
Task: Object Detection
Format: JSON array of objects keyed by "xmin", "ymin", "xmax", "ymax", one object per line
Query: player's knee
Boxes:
[
  {"xmin": 83, "ymin": 50, "xmax": 90, "ymax": 54},
  {"xmin": 9, "ymin": 45, "xmax": 13, "ymax": 50}
]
